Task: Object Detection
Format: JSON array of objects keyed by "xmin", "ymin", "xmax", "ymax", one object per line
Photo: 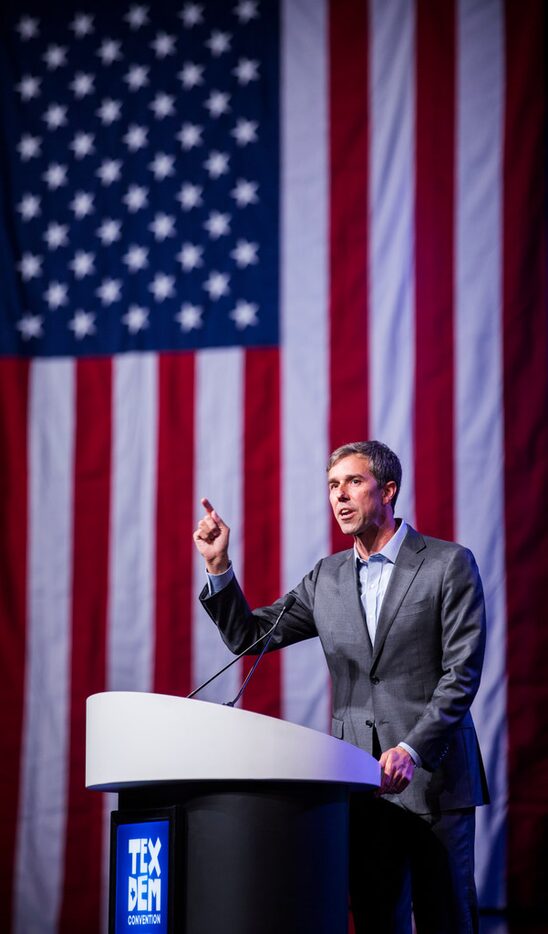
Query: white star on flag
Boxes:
[
  {"xmin": 44, "ymin": 281, "xmax": 68, "ymax": 309},
  {"xmin": 231, "ymin": 239, "xmax": 259, "ymax": 267},
  {"xmin": 204, "ymin": 271, "xmax": 230, "ymax": 300},
  {"xmin": 206, "ymin": 31, "xmax": 231, "ymax": 56},
  {"xmin": 177, "ymin": 183, "xmax": 202, "ymax": 210},
  {"xmin": 98, "ymin": 39, "xmax": 122, "ymax": 65},
  {"xmin": 123, "ymin": 245, "xmax": 149, "ymax": 271},
  {"xmin": 177, "ymin": 124, "xmax": 203, "ymax": 150},
  {"xmin": 176, "ymin": 303, "xmax": 203, "ymax": 331},
  {"xmin": 149, "ymin": 273, "xmax": 175, "ymax": 301},
  {"xmin": 204, "ymin": 91, "xmax": 230, "ymax": 118},
  {"xmin": 44, "ymin": 223, "xmax": 68, "ymax": 249},
  {"xmin": 232, "ymin": 179, "xmax": 258, "ymax": 207},
  {"xmin": 234, "ymin": 1, "xmax": 259, "ymax": 23},
  {"xmin": 69, "ymin": 310, "xmax": 96, "ymax": 338},
  {"xmin": 17, "ymin": 75, "xmax": 41, "ymax": 100},
  {"xmin": 18, "ymin": 253, "xmax": 42, "ymax": 281},
  {"xmin": 71, "ymin": 14, "xmax": 94, "ymax": 38},
  {"xmin": 44, "ymin": 45, "xmax": 67, "ymax": 70},
  {"xmin": 125, "ymin": 65, "xmax": 149, "ymax": 91},
  {"xmin": 204, "ymin": 211, "xmax": 231, "ymax": 239},
  {"xmin": 124, "ymin": 125, "xmax": 148, "ymax": 151},
  {"xmin": 97, "ymin": 99, "xmax": 121, "ymax": 125},
  {"xmin": 230, "ymin": 300, "xmax": 258, "ymax": 328},
  {"xmin": 97, "ymin": 160, "xmax": 122, "ymax": 185},
  {"xmin": 178, "ymin": 62, "xmax": 204, "ymax": 89},
  {"xmin": 71, "ymin": 73, "xmax": 95, "ymax": 98},
  {"xmin": 204, "ymin": 151, "xmax": 229, "ymax": 179},
  {"xmin": 125, "ymin": 5, "xmax": 149, "ymax": 30},
  {"xmin": 233, "ymin": 58, "xmax": 259, "ymax": 84},
  {"xmin": 71, "ymin": 132, "xmax": 95, "ymax": 158},
  {"xmin": 96, "ymin": 279, "xmax": 122, "ymax": 305},
  {"xmin": 180, "ymin": 4, "xmax": 204, "ymax": 28},
  {"xmin": 149, "ymin": 153, "xmax": 175, "ymax": 180},
  {"xmin": 97, "ymin": 219, "xmax": 122, "ymax": 245},
  {"xmin": 122, "ymin": 305, "xmax": 149, "ymax": 332},
  {"xmin": 18, "ymin": 194, "xmax": 41, "ymax": 221},
  {"xmin": 17, "ymin": 314, "xmax": 43, "ymax": 339},
  {"xmin": 151, "ymin": 32, "xmax": 176, "ymax": 58},
  {"xmin": 16, "ymin": 17, "xmax": 39, "ymax": 40},
  {"xmin": 70, "ymin": 251, "xmax": 95, "ymax": 278},
  {"xmin": 149, "ymin": 213, "xmax": 176, "ymax": 241},
  {"xmin": 150, "ymin": 93, "xmax": 175, "ymax": 119},
  {"xmin": 177, "ymin": 243, "xmax": 203, "ymax": 271},
  {"xmin": 18, "ymin": 135, "xmax": 41, "ymax": 160},
  {"xmin": 232, "ymin": 119, "xmax": 258, "ymax": 146},
  {"xmin": 70, "ymin": 192, "xmax": 95, "ymax": 218},
  {"xmin": 43, "ymin": 163, "xmax": 68, "ymax": 189},
  {"xmin": 123, "ymin": 186, "xmax": 148, "ymax": 212},
  {"xmin": 43, "ymin": 104, "xmax": 67, "ymax": 130}
]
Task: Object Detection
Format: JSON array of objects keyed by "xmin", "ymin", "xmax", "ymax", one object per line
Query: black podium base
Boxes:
[{"xmin": 117, "ymin": 781, "xmax": 349, "ymax": 934}]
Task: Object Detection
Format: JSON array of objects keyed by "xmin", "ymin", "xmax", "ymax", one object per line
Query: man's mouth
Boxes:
[{"xmin": 338, "ymin": 508, "xmax": 354, "ymax": 520}]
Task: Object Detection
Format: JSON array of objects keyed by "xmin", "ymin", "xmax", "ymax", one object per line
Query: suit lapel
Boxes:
[
  {"xmin": 371, "ymin": 526, "xmax": 426, "ymax": 668},
  {"xmin": 337, "ymin": 550, "xmax": 374, "ymax": 652}
]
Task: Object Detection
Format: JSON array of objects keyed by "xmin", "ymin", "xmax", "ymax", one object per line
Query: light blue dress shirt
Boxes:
[{"xmin": 355, "ymin": 518, "xmax": 408, "ymax": 645}]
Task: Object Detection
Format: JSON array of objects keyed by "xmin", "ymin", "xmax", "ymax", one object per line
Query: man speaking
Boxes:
[{"xmin": 193, "ymin": 440, "xmax": 489, "ymax": 933}]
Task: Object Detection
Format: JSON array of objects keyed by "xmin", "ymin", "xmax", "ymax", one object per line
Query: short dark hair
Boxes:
[{"xmin": 327, "ymin": 441, "xmax": 402, "ymax": 512}]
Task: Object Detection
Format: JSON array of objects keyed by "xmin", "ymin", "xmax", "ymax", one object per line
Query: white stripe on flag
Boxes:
[
  {"xmin": 455, "ymin": 0, "xmax": 507, "ymax": 908},
  {"xmin": 14, "ymin": 360, "xmax": 75, "ymax": 934},
  {"xmin": 369, "ymin": 0, "xmax": 416, "ymax": 524},
  {"xmin": 280, "ymin": 0, "xmax": 331, "ymax": 731},
  {"xmin": 192, "ymin": 347, "xmax": 244, "ymax": 703},
  {"xmin": 107, "ymin": 353, "xmax": 158, "ymax": 694},
  {"xmin": 102, "ymin": 353, "xmax": 159, "ymax": 929}
]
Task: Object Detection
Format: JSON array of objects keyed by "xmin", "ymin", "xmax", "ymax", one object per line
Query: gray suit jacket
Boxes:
[{"xmin": 200, "ymin": 525, "xmax": 490, "ymax": 814}]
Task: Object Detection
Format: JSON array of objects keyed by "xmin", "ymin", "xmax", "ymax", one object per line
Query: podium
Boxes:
[{"xmin": 86, "ymin": 691, "xmax": 380, "ymax": 934}]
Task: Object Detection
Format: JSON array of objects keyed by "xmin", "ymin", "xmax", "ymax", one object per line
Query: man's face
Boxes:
[{"xmin": 327, "ymin": 454, "xmax": 394, "ymax": 537}]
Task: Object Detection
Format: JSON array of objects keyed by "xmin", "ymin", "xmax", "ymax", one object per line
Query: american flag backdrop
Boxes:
[{"xmin": 0, "ymin": 0, "xmax": 547, "ymax": 930}]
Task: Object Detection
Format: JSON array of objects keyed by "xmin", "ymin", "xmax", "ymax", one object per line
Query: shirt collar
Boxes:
[{"xmin": 354, "ymin": 518, "xmax": 408, "ymax": 565}]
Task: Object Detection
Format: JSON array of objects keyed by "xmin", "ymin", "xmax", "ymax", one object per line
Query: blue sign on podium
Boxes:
[{"xmin": 112, "ymin": 814, "xmax": 172, "ymax": 932}]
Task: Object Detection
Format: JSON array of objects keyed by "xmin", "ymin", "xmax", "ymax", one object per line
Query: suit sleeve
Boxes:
[
  {"xmin": 199, "ymin": 563, "xmax": 320, "ymax": 654},
  {"xmin": 401, "ymin": 546, "xmax": 487, "ymax": 771}
]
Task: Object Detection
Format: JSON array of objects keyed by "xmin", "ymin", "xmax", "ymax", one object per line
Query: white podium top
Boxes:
[{"xmin": 86, "ymin": 692, "xmax": 380, "ymax": 791}]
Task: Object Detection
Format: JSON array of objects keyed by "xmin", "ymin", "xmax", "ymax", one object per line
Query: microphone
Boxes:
[{"xmin": 186, "ymin": 594, "xmax": 297, "ymax": 702}]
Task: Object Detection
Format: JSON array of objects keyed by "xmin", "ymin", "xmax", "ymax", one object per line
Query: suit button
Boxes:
[
  {"xmin": 370, "ymin": 676, "xmax": 380, "ymax": 685},
  {"xmin": 365, "ymin": 719, "xmax": 374, "ymax": 728}
]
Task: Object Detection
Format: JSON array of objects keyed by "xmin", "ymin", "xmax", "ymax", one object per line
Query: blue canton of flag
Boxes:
[{"xmin": 0, "ymin": 0, "xmax": 279, "ymax": 356}]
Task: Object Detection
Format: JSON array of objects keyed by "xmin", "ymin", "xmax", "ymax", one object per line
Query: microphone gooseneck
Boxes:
[
  {"xmin": 224, "ymin": 594, "xmax": 296, "ymax": 707},
  {"xmin": 186, "ymin": 594, "xmax": 296, "ymax": 701}
]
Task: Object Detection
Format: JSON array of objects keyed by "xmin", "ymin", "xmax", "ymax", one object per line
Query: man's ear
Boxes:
[{"xmin": 383, "ymin": 481, "xmax": 397, "ymax": 506}]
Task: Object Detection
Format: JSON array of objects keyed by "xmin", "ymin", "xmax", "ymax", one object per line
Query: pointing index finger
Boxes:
[{"xmin": 201, "ymin": 497, "xmax": 223, "ymax": 525}]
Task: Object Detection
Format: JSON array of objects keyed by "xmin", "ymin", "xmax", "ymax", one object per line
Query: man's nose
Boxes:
[{"xmin": 338, "ymin": 487, "xmax": 349, "ymax": 500}]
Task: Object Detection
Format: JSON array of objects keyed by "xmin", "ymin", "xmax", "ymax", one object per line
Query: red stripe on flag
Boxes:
[
  {"xmin": 502, "ymin": 0, "xmax": 548, "ymax": 915},
  {"xmin": 154, "ymin": 352, "xmax": 195, "ymax": 695},
  {"xmin": 414, "ymin": 0, "xmax": 456, "ymax": 540},
  {"xmin": 59, "ymin": 359, "xmax": 112, "ymax": 933},
  {"xmin": 328, "ymin": 0, "xmax": 370, "ymax": 553},
  {"xmin": 241, "ymin": 348, "xmax": 281, "ymax": 717},
  {"xmin": 0, "ymin": 360, "xmax": 29, "ymax": 930}
]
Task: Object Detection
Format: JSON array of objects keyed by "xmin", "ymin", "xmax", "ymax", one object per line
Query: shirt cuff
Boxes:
[
  {"xmin": 398, "ymin": 742, "xmax": 422, "ymax": 768},
  {"xmin": 206, "ymin": 563, "xmax": 234, "ymax": 595}
]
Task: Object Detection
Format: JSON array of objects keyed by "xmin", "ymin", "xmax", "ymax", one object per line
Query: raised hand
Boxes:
[{"xmin": 193, "ymin": 498, "xmax": 231, "ymax": 574}]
